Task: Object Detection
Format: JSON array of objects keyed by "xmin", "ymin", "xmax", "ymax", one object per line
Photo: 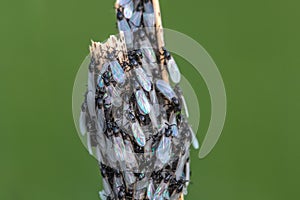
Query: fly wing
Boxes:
[
  {"xmin": 123, "ymin": 1, "xmax": 134, "ymax": 19},
  {"xmin": 118, "ymin": 19, "xmax": 130, "ymax": 32},
  {"xmin": 102, "ymin": 178, "xmax": 113, "ymax": 198},
  {"xmin": 153, "ymin": 182, "xmax": 167, "ymax": 200},
  {"xmin": 149, "ymin": 105, "xmax": 159, "ymax": 128},
  {"xmin": 124, "ymin": 140, "xmax": 139, "ymax": 170},
  {"xmin": 147, "ymin": 180, "xmax": 155, "ymax": 200},
  {"xmin": 130, "ymin": 11, "xmax": 142, "ymax": 27},
  {"xmin": 180, "ymin": 94, "xmax": 189, "ymax": 118},
  {"xmin": 110, "ymin": 60, "xmax": 126, "ymax": 84},
  {"xmin": 143, "ymin": 12, "xmax": 155, "ymax": 27},
  {"xmin": 97, "ymin": 108, "xmax": 105, "ymax": 132},
  {"xmin": 141, "ymin": 46, "xmax": 157, "ymax": 63},
  {"xmin": 150, "ymin": 89, "xmax": 160, "ymax": 117},
  {"xmin": 144, "ymin": 0, "xmax": 154, "ymax": 13},
  {"xmin": 156, "ymin": 79, "xmax": 176, "ymax": 101},
  {"xmin": 156, "ymin": 135, "xmax": 172, "ymax": 165},
  {"xmin": 175, "ymin": 145, "xmax": 189, "ymax": 180},
  {"xmin": 135, "ymin": 90, "xmax": 151, "ymax": 115},
  {"xmin": 167, "ymin": 57, "xmax": 181, "ymax": 84},
  {"xmin": 107, "ymin": 85, "xmax": 122, "ymax": 107},
  {"xmin": 113, "ymin": 136, "xmax": 126, "ymax": 161},
  {"xmin": 131, "ymin": 122, "xmax": 146, "ymax": 147},
  {"xmin": 135, "ymin": 68, "xmax": 152, "ymax": 92},
  {"xmin": 119, "ymin": 0, "xmax": 131, "ymax": 6}
]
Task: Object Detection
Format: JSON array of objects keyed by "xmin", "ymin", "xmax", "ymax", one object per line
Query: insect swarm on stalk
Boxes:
[{"xmin": 79, "ymin": 0, "xmax": 199, "ymax": 199}]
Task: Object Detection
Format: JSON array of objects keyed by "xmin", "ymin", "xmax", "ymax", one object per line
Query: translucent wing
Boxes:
[
  {"xmin": 156, "ymin": 135, "xmax": 172, "ymax": 165},
  {"xmin": 99, "ymin": 190, "xmax": 106, "ymax": 200},
  {"xmin": 149, "ymin": 105, "xmax": 159, "ymax": 128},
  {"xmin": 153, "ymin": 182, "xmax": 168, "ymax": 200},
  {"xmin": 103, "ymin": 178, "xmax": 113, "ymax": 197},
  {"xmin": 119, "ymin": 0, "xmax": 131, "ymax": 6},
  {"xmin": 105, "ymin": 137, "xmax": 117, "ymax": 167},
  {"xmin": 180, "ymin": 94, "xmax": 189, "ymax": 118},
  {"xmin": 123, "ymin": 1, "xmax": 134, "ymax": 19},
  {"xmin": 175, "ymin": 147, "xmax": 189, "ymax": 180},
  {"xmin": 124, "ymin": 31, "xmax": 134, "ymax": 49},
  {"xmin": 150, "ymin": 89, "xmax": 160, "ymax": 117},
  {"xmin": 135, "ymin": 188, "xmax": 147, "ymax": 199},
  {"xmin": 141, "ymin": 47, "xmax": 156, "ymax": 63},
  {"xmin": 156, "ymin": 79, "xmax": 176, "ymax": 101},
  {"xmin": 143, "ymin": 13, "xmax": 155, "ymax": 27},
  {"xmin": 100, "ymin": 62, "xmax": 109, "ymax": 75},
  {"xmin": 124, "ymin": 171, "xmax": 136, "ymax": 185},
  {"xmin": 118, "ymin": 19, "xmax": 130, "ymax": 32},
  {"xmin": 131, "ymin": 122, "xmax": 146, "ymax": 147},
  {"xmin": 110, "ymin": 60, "xmax": 126, "ymax": 84},
  {"xmin": 113, "ymin": 136, "xmax": 126, "ymax": 161},
  {"xmin": 107, "ymin": 85, "xmax": 122, "ymax": 107},
  {"xmin": 167, "ymin": 57, "xmax": 181, "ymax": 83},
  {"xmin": 135, "ymin": 67, "xmax": 152, "ymax": 92},
  {"xmin": 95, "ymin": 145, "xmax": 104, "ymax": 163},
  {"xmin": 144, "ymin": 0, "xmax": 154, "ymax": 13},
  {"xmin": 135, "ymin": 89, "xmax": 151, "ymax": 115},
  {"xmin": 184, "ymin": 161, "xmax": 190, "ymax": 194},
  {"xmin": 124, "ymin": 140, "xmax": 138, "ymax": 170},
  {"xmin": 97, "ymin": 108, "xmax": 105, "ymax": 132},
  {"xmin": 147, "ymin": 180, "xmax": 155, "ymax": 199},
  {"xmin": 130, "ymin": 11, "xmax": 142, "ymax": 27}
]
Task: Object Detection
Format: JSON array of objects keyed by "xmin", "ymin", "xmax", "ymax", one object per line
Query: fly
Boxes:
[
  {"xmin": 140, "ymin": 36, "xmax": 157, "ymax": 63},
  {"xmin": 156, "ymin": 79, "xmax": 182, "ymax": 115},
  {"xmin": 161, "ymin": 47, "xmax": 181, "ymax": 83},
  {"xmin": 155, "ymin": 79, "xmax": 177, "ymax": 101}
]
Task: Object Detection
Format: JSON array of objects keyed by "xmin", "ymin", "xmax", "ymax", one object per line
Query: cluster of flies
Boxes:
[{"xmin": 79, "ymin": 0, "xmax": 199, "ymax": 199}]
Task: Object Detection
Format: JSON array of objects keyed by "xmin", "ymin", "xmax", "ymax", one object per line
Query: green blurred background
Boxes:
[{"xmin": 0, "ymin": 0, "xmax": 298, "ymax": 199}]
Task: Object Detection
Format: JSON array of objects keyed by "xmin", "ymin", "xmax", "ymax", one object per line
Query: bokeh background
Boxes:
[{"xmin": 0, "ymin": 0, "xmax": 297, "ymax": 199}]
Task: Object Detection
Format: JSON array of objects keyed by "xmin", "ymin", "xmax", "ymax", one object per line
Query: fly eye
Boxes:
[
  {"xmin": 165, "ymin": 128, "xmax": 172, "ymax": 137},
  {"xmin": 135, "ymin": 49, "xmax": 143, "ymax": 58},
  {"xmin": 137, "ymin": 4, "xmax": 144, "ymax": 11},
  {"xmin": 130, "ymin": 59, "xmax": 138, "ymax": 67},
  {"xmin": 117, "ymin": 9, "xmax": 124, "ymax": 20},
  {"xmin": 172, "ymin": 97, "xmax": 179, "ymax": 105}
]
